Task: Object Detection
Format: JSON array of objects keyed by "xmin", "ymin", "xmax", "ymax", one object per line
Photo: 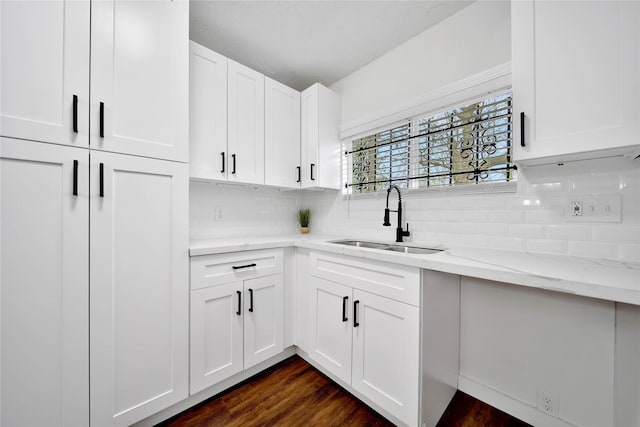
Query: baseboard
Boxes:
[
  {"xmin": 132, "ymin": 346, "xmax": 297, "ymax": 427},
  {"xmin": 458, "ymin": 375, "xmax": 576, "ymax": 427}
]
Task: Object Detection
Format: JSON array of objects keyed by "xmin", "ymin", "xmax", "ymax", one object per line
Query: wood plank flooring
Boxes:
[{"xmin": 158, "ymin": 355, "xmax": 531, "ymax": 427}]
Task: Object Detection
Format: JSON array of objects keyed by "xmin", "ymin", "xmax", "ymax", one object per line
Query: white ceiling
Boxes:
[{"xmin": 190, "ymin": 1, "xmax": 474, "ymax": 91}]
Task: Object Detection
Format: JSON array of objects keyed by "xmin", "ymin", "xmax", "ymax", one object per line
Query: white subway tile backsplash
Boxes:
[
  {"xmin": 190, "ymin": 157, "xmax": 639, "ymax": 262},
  {"xmin": 568, "ymin": 241, "xmax": 618, "ymax": 260}
]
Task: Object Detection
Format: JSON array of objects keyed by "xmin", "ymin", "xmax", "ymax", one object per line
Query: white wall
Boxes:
[{"xmin": 331, "ymin": 0, "xmax": 511, "ymax": 125}]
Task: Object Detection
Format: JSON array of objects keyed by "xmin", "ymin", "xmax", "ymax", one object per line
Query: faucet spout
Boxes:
[{"xmin": 383, "ymin": 185, "xmax": 410, "ymax": 242}]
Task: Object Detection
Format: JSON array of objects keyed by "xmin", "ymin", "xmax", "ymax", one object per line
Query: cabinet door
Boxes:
[
  {"xmin": 300, "ymin": 84, "xmax": 319, "ymax": 188},
  {"xmin": 227, "ymin": 59, "xmax": 265, "ymax": 184},
  {"xmin": 1, "ymin": 138, "xmax": 89, "ymax": 426},
  {"xmin": 190, "ymin": 42, "xmax": 228, "ymax": 181},
  {"xmin": 309, "ymin": 276, "xmax": 352, "ymax": 384},
  {"xmin": 0, "ymin": 0, "xmax": 89, "ymax": 147},
  {"xmin": 190, "ymin": 282, "xmax": 244, "ymax": 394},
  {"xmin": 265, "ymin": 77, "xmax": 301, "ymax": 188},
  {"xmin": 244, "ymin": 274, "xmax": 284, "ymax": 369},
  {"xmin": 512, "ymin": 0, "xmax": 640, "ymax": 164},
  {"xmin": 90, "ymin": 151, "xmax": 188, "ymax": 426},
  {"xmin": 352, "ymin": 289, "xmax": 420, "ymax": 427},
  {"xmin": 90, "ymin": 0, "xmax": 189, "ymax": 162}
]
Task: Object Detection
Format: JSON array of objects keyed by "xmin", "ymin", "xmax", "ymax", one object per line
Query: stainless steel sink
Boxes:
[{"xmin": 329, "ymin": 239, "xmax": 444, "ymax": 255}]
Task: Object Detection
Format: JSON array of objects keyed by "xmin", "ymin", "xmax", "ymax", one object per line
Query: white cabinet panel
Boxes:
[
  {"xmin": 90, "ymin": 151, "xmax": 188, "ymax": 426},
  {"xmin": 189, "ymin": 41, "xmax": 228, "ymax": 180},
  {"xmin": 244, "ymin": 274, "xmax": 284, "ymax": 369},
  {"xmin": 90, "ymin": 0, "xmax": 189, "ymax": 162},
  {"xmin": 1, "ymin": 138, "xmax": 89, "ymax": 426},
  {"xmin": 309, "ymin": 276, "xmax": 353, "ymax": 384},
  {"xmin": 352, "ymin": 289, "xmax": 420, "ymax": 427},
  {"xmin": 265, "ymin": 77, "xmax": 301, "ymax": 188},
  {"xmin": 512, "ymin": 0, "xmax": 640, "ymax": 164},
  {"xmin": 300, "ymin": 83, "xmax": 341, "ymax": 189},
  {"xmin": 190, "ymin": 282, "xmax": 244, "ymax": 394},
  {"xmin": 0, "ymin": 0, "xmax": 89, "ymax": 147},
  {"xmin": 228, "ymin": 59, "xmax": 265, "ymax": 184}
]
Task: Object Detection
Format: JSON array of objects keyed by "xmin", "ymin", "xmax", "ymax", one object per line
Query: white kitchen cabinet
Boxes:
[
  {"xmin": 309, "ymin": 277, "xmax": 353, "ymax": 383},
  {"xmin": 351, "ymin": 289, "xmax": 420, "ymax": 426},
  {"xmin": 300, "ymin": 83, "xmax": 342, "ymax": 189},
  {"xmin": 308, "ymin": 251, "xmax": 420, "ymax": 426},
  {"xmin": 0, "ymin": 137, "xmax": 89, "ymax": 426},
  {"xmin": 0, "ymin": 0, "xmax": 90, "ymax": 147},
  {"xmin": 265, "ymin": 77, "xmax": 301, "ymax": 188},
  {"xmin": 190, "ymin": 250, "xmax": 284, "ymax": 395},
  {"xmin": 189, "ymin": 41, "xmax": 228, "ymax": 180},
  {"xmin": 227, "ymin": 59, "xmax": 265, "ymax": 184},
  {"xmin": 512, "ymin": 0, "xmax": 640, "ymax": 165},
  {"xmin": 90, "ymin": 0, "xmax": 189, "ymax": 162},
  {"xmin": 90, "ymin": 151, "xmax": 189, "ymax": 427},
  {"xmin": 190, "ymin": 282, "xmax": 244, "ymax": 392}
]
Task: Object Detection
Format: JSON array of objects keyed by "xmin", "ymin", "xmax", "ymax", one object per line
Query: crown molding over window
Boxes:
[{"xmin": 340, "ymin": 62, "xmax": 512, "ymax": 140}]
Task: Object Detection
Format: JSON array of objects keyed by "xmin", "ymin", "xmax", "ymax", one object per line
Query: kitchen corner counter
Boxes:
[{"xmin": 190, "ymin": 236, "xmax": 640, "ymax": 306}]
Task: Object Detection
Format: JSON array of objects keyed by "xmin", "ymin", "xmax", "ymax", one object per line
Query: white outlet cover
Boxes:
[
  {"xmin": 566, "ymin": 193, "xmax": 622, "ymax": 223},
  {"xmin": 537, "ymin": 391, "xmax": 559, "ymax": 417}
]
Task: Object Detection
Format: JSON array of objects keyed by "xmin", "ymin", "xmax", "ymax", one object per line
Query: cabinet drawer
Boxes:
[
  {"xmin": 191, "ymin": 249, "xmax": 283, "ymax": 290},
  {"xmin": 310, "ymin": 251, "xmax": 420, "ymax": 306}
]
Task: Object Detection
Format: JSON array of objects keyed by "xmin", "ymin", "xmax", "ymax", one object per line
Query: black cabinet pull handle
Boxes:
[
  {"xmin": 231, "ymin": 154, "xmax": 236, "ymax": 174},
  {"xmin": 73, "ymin": 160, "xmax": 78, "ymax": 196},
  {"xmin": 73, "ymin": 95, "xmax": 78, "ymax": 133},
  {"xmin": 520, "ymin": 112, "xmax": 525, "ymax": 147},
  {"xmin": 99, "ymin": 163, "xmax": 104, "ymax": 197},
  {"xmin": 296, "ymin": 166, "xmax": 301, "ymax": 183},
  {"xmin": 99, "ymin": 102, "xmax": 104, "ymax": 138},
  {"xmin": 248, "ymin": 289, "xmax": 254, "ymax": 312},
  {"xmin": 236, "ymin": 290, "xmax": 241, "ymax": 316},
  {"xmin": 221, "ymin": 152, "xmax": 225, "ymax": 173},
  {"xmin": 353, "ymin": 300, "xmax": 360, "ymax": 327},
  {"xmin": 310, "ymin": 163, "xmax": 315, "ymax": 181},
  {"xmin": 232, "ymin": 263, "xmax": 256, "ymax": 270},
  {"xmin": 342, "ymin": 296, "xmax": 348, "ymax": 322}
]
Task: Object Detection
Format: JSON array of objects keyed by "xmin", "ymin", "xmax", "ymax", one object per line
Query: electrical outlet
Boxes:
[
  {"xmin": 566, "ymin": 194, "xmax": 621, "ymax": 222},
  {"xmin": 537, "ymin": 391, "xmax": 559, "ymax": 417},
  {"xmin": 571, "ymin": 201, "xmax": 583, "ymax": 216},
  {"xmin": 216, "ymin": 208, "xmax": 223, "ymax": 221}
]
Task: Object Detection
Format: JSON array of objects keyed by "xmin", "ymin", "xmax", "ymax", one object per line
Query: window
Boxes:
[{"xmin": 344, "ymin": 92, "xmax": 516, "ymax": 194}]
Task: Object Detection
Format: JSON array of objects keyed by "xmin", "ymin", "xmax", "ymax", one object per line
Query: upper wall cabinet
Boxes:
[
  {"xmin": 512, "ymin": 0, "xmax": 640, "ymax": 165},
  {"xmin": 0, "ymin": 0, "xmax": 90, "ymax": 147},
  {"xmin": 91, "ymin": 0, "xmax": 189, "ymax": 162},
  {"xmin": 228, "ymin": 59, "xmax": 265, "ymax": 184},
  {"xmin": 301, "ymin": 83, "xmax": 342, "ymax": 190},
  {"xmin": 265, "ymin": 77, "xmax": 301, "ymax": 188},
  {"xmin": 190, "ymin": 41, "xmax": 228, "ymax": 180}
]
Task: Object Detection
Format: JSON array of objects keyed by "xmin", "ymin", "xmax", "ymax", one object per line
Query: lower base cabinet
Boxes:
[
  {"xmin": 309, "ymin": 252, "xmax": 422, "ymax": 426},
  {"xmin": 190, "ymin": 250, "xmax": 284, "ymax": 395}
]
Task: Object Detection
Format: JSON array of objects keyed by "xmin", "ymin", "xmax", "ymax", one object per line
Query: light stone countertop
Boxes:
[{"xmin": 189, "ymin": 235, "xmax": 640, "ymax": 306}]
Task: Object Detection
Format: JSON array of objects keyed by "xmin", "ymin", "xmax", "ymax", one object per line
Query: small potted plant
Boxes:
[{"xmin": 298, "ymin": 208, "xmax": 310, "ymax": 234}]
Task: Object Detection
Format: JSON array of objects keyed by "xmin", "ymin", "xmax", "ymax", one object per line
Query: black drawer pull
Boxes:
[
  {"xmin": 353, "ymin": 300, "xmax": 360, "ymax": 328},
  {"xmin": 73, "ymin": 160, "xmax": 78, "ymax": 196},
  {"xmin": 248, "ymin": 288, "xmax": 254, "ymax": 312},
  {"xmin": 342, "ymin": 296, "xmax": 348, "ymax": 322},
  {"xmin": 520, "ymin": 112, "xmax": 525, "ymax": 147},
  {"xmin": 236, "ymin": 290, "xmax": 241, "ymax": 316},
  {"xmin": 73, "ymin": 95, "xmax": 78, "ymax": 133},
  {"xmin": 99, "ymin": 102, "xmax": 104, "ymax": 138},
  {"xmin": 231, "ymin": 154, "xmax": 236, "ymax": 174},
  {"xmin": 232, "ymin": 263, "xmax": 256, "ymax": 270},
  {"xmin": 99, "ymin": 163, "xmax": 104, "ymax": 197},
  {"xmin": 296, "ymin": 166, "xmax": 301, "ymax": 183},
  {"xmin": 310, "ymin": 163, "xmax": 315, "ymax": 181},
  {"xmin": 221, "ymin": 152, "xmax": 225, "ymax": 173}
]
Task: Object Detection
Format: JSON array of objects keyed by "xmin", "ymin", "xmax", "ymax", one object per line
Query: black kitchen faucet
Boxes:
[{"xmin": 383, "ymin": 185, "xmax": 410, "ymax": 243}]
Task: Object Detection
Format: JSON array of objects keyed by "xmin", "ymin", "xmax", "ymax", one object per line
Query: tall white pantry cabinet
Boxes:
[{"xmin": 0, "ymin": 1, "xmax": 190, "ymax": 426}]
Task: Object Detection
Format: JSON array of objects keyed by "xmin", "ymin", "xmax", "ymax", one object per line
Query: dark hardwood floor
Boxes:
[{"xmin": 158, "ymin": 356, "xmax": 531, "ymax": 427}]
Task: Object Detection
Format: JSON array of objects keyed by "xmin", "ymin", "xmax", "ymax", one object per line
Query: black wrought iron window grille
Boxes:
[{"xmin": 344, "ymin": 92, "xmax": 517, "ymax": 194}]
